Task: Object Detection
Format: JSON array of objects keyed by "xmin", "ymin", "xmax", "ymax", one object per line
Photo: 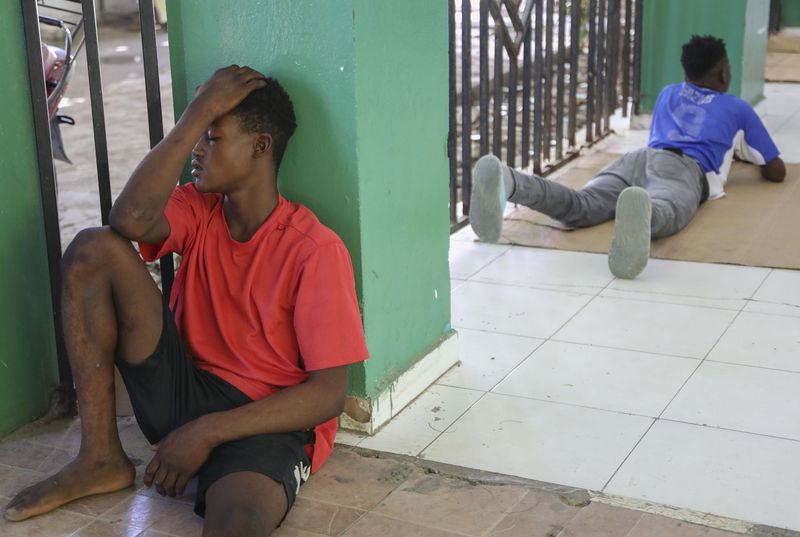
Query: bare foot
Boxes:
[{"xmin": 3, "ymin": 454, "xmax": 135, "ymax": 522}]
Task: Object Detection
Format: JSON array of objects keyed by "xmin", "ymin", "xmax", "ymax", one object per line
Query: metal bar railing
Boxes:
[
  {"xmin": 449, "ymin": 0, "xmax": 459, "ymax": 225},
  {"xmin": 568, "ymin": 0, "xmax": 580, "ymax": 148},
  {"xmin": 81, "ymin": 0, "xmax": 112, "ymax": 225},
  {"xmin": 138, "ymin": 0, "xmax": 174, "ymax": 298},
  {"xmin": 532, "ymin": 0, "xmax": 544, "ymax": 174},
  {"xmin": 21, "ymin": 0, "xmax": 73, "ymax": 391},
  {"xmin": 448, "ymin": 0, "xmax": 643, "ymax": 230},
  {"xmin": 555, "ymin": 0, "xmax": 566, "ymax": 161}
]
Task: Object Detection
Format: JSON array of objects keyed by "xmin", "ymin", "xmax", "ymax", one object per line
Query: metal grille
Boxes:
[
  {"xmin": 21, "ymin": 0, "xmax": 174, "ymax": 390},
  {"xmin": 448, "ymin": 0, "xmax": 643, "ymax": 230}
]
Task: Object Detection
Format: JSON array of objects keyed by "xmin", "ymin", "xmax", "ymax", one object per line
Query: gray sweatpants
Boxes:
[{"xmin": 508, "ymin": 147, "xmax": 707, "ymax": 238}]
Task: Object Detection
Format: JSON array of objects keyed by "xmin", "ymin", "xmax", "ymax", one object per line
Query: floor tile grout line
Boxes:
[
  {"xmin": 454, "ymin": 326, "xmax": 546, "ymax": 342},
  {"xmin": 454, "ymin": 243, "xmax": 514, "ymax": 280},
  {"xmin": 456, "ymin": 276, "xmax": 603, "ymax": 297},
  {"xmin": 704, "ymin": 359, "xmax": 800, "ymax": 376},
  {"xmin": 652, "ymin": 300, "xmax": 747, "ymax": 422},
  {"xmin": 356, "ymin": 510, "xmax": 474, "ymax": 536},
  {"xmin": 600, "ymin": 418, "xmax": 657, "ymax": 492},
  {"xmin": 476, "ymin": 488, "xmax": 534, "ymax": 537},
  {"xmin": 453, "ymin": 323, "xmax": 711, "ymax": 361},
  {"xmin": 601, "ymin": 300, "xmax": 748, "ymax": 493},
  {"xmin": 60, "ymin": 510, "xmax": 100, "ymax": 537},
  {"xmin": 479, "ymin": 389, "xmax": 663, "ymax": 421},
  {"xmin": 414, "ymin": 390, "xmax": 493, "ymax": 459},
  {"xmin": 468, "ymin": 275, "xmax": 609, "ymax": 295},
  {"xmin": 747, "ymin": 268, "xmax": 774, "ymax": 305},
  {"xmin": 546, "ymin": 338, "xmax": 703, "ymax": 361},
  {"xmin": 659, "ymin": 417, "xmax": 800, "ymax": 444}
]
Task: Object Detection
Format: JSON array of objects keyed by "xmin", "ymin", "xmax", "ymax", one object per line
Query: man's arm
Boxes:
[
  {"xmin": 761, "ymin": 156, "xmax": 786, "ymax": 183},
  {"xmin": 109, "ymin": 66, "xmax": 267, "ymax": 243},
  {"xmin": 145, "ymin": 365, "xmax": 348, "ymax": 497}
]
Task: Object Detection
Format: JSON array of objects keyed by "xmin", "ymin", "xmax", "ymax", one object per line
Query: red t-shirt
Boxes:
[{"xmin": 139, "ymin": 183, "xmax": 369, "ymax": 472}]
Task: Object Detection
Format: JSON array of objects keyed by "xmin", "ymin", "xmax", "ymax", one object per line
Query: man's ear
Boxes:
[{"xmin": 253, "ymin": 134, "xmax": 273, "ymax": 158}]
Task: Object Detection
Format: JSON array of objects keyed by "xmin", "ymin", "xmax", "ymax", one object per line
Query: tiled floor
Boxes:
[
  {"xmin": 0, "ymin": 417, "xmax": 757, "ymax": 537},
  {"xmin": 343, "ymin": 82, "xmax": 800, "ymax": 533}
]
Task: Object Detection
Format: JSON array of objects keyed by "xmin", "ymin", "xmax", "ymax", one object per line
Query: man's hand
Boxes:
[
  {"xmin": 144, "ymin": 418, "xmax": 215, "ymax": 497},
  {"xmin": 189, "ymin": 65, "xmax": 268, "ymax": 121},
  {"xmin": 761, "ymin": 157, "xmax": 786, "ymax": 183}
]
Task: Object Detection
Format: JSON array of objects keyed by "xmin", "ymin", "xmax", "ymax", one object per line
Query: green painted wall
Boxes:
[
  {"xmin": 640, "ymin": 0, "xmax": 768, "ymax": 112},
  {"xmin": 782, "ymin": 0, "xmax": 800, "ymax": 26},
  {"xmin": 166, "ymin": 1, "xmax": 452, "ymax": 398},
  {"xmin": 352, "ymin": 1, "xmax": 452, "ymax": 397},
  {"xmin": 0, "ymin": 3, "xmax": 59, "ymax": 436}
]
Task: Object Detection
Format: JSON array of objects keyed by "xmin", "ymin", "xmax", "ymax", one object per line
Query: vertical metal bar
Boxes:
[
  {"xmin": 586, "ymin": 0, "xmax": 597, "ymax": 143},
  {"xmin": 532, "ymin": 0, "xmax": 544, "ymax": 173},
  {"xmin": 607, "ymin": 0, "xmax": 620, "ymax": 120},
  {"xmin": 543, "ymin": 0, "xmax": 555, "ymax": 164},
  {"xmin": 556, "ymin": 0, "xmax": 567, "ymax": 160},
  {"xmin": 480, "ymin": 0, "xmax": 490, "ymax": 155},
  {"xmin": 20, "ymin": 0, "xmax": 72, "ymax": 390},
  {"xmin": 595, "ymin": 0, "xmax": 606, "ymax": 136},
  {"xmin": 461, "ymin": 0, "xmax": 473, "ymax": 215},
  {"xmin": 492, "ymin": 24, "xmax": 503, "ymax": 157},
  {"xmin": 632, "ymin": 0, "xmax": 643, "ymax": 115},
  {"xmin": 622, "ymin": 0, "xmax": 632, "ymax": 117},
  {"xmin": 507, "ymin": 54, "xmax": 518, "ymax": 167},
  {"xmin": 138, "ymin": 0, "xmax": 174, "ymax": 297},
  {"xmin": 82, "ymin": 0, "xmax": 113, "ymax": 225},
  {"xmin": 521, "ymin": 24, "xmax": 532, "ymax": 168},
  {"xmin": 449, "ymin": 0, "xmax": 459, "ymax": 224},
  {"xmin": 568, "ymin": 0, "xmax": 580, "ymax": 148}
]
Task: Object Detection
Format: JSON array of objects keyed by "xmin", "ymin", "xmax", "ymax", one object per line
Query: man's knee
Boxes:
[
  {"xmin": 62, "ymin": 226, "xmax": 133, "ymax": 277},
  {"xmin": 203, "ymin": 505, "xmax": 275, "ymax": 537}
]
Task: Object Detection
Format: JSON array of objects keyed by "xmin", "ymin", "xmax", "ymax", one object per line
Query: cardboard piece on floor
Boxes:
[
  {"xmin": 768, "ymin": 33, "xmax": 800, "ymax": 53},
  {"xmin": 766, "ymin": 52, "xmax": 800, "ymax": 82},
  {"xmin": 499, "ymin": 155, "xmax": 800, "ymax": 270}
]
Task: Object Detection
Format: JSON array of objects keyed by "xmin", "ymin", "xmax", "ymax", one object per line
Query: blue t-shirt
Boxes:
[{"xmin": 648, "ymin": 82, "xmax": 779, "ymax": 199}]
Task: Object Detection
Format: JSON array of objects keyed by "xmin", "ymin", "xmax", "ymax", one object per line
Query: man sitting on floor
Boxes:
[
  {"xmin": 4, "ymin": 65, "xmax": 369, "ymax": 536},
  {"xmin": 470, "ymin": 34, "xmax": 786, "ymax": 279}
]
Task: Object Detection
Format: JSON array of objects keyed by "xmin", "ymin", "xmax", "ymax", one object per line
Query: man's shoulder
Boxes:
[{"xmin": 282, "ymin": 201, "xmax": 347, "ymax": 252}]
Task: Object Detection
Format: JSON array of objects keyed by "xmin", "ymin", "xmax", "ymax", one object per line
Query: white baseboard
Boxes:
[{"xmin": 340, "ymin": 330, "xmax": 459, "ymax": 435}]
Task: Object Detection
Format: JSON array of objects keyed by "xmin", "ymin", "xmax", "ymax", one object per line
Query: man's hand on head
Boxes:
[
  {"xmin": 144, "ymin": 417, "xmax": 216, "ymax": 497},
  {"xmin": 189, "ymin": 65, "xmax": 268, "ymax": 122}
]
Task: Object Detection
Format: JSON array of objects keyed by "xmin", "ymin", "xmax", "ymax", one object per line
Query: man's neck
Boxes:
[{"xmin": 222, "ymin": 176, "xmax": 280, "ymax": 243}]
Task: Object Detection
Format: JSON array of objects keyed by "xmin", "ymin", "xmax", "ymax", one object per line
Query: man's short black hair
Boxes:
[
  {"xmin": 681, "ymin": 35, "xmax": 728, "ymax": 80},
  {"xmin": 231, "ymin": 78, "xmax": 297, "ymax": 171}
]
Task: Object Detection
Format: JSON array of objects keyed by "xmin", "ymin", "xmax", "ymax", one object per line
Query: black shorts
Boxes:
[{"xmin": 116, "ymin": 300, "xmax": 311, "ymax": 518}]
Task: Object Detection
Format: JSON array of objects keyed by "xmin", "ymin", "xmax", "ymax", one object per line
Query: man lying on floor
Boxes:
[
  {"xmin": 4, "ymin": 65, "xmax": 369, "ymax": 536},
  {"xmin": 470, "ymin": 34, "xmax": 786, "ymax": 279}
]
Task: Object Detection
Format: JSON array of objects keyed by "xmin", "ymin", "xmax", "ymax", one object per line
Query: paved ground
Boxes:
[{"xmin": 0, "ymin": 416, "xmax": 767, "ymax": 537}]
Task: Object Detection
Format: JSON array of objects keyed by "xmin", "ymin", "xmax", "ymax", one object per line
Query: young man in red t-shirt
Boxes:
[{"xmin": 4, "ymin": 66, "xmax": 369, "ymax": 535}]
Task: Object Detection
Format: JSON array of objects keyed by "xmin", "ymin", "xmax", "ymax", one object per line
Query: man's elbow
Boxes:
[{"xmin": 109, "ymin": 206, "xmax": 154, "ymax": 241}]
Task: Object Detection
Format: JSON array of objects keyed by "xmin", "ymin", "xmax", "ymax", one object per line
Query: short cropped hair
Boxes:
[
  {"xmin": 681, "ymin": 35, "xmax": 728, "ymax": 80},
  {"xmin": 231, "ymin": 78, "xmax": 297, "ymax": 171}
]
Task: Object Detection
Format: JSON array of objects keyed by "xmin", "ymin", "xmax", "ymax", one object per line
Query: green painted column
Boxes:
[
  {"xmin": 0, "ymin": 3, "xmax": 59, "ymax": 436},
  {"xmin": 639, "ymin": 0, "xmax": 769, "ymax": 112},
  {"xmin": 166, "ymin": 1, "xmax": 453, "ymax": 429},
  {"xmin": 782, "ymin": 0, "xmax": 800, "ymax": 26}
]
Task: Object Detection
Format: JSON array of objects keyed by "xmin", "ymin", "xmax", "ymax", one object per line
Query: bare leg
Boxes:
[
  {"xmin": 202, "ymin": 472, "xmax": 287, "ymax": 537},
  {"xmin": 4, "ymin": 227, "xmax": 164, "ymax": 521}
]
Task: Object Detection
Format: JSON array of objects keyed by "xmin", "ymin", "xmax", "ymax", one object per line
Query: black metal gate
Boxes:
[
  {"xmin": 21, "ymin": 0, "xmax": 174, "ymax": 393},
  {"xmin": 448, "ymin": 0, "xmax": 643, "ymax": 230}
]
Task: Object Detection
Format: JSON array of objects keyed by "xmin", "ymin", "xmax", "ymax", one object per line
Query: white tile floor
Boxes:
[{"xmin": 341, "ymin": 84, "xmax": 800, "ymax": 532}]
